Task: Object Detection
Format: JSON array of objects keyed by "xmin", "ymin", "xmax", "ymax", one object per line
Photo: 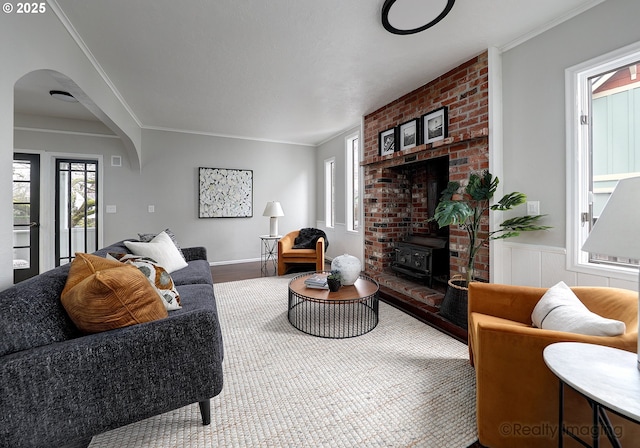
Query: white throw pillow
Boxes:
[
  {"xmin": 125, "ymin": 231, "xmax": 188, "ymax": 274},
  {"xmin": 138, "ymin": 228, "xmax": 186, "ymax": 260},
  {"xmin": 531, "ymin": 281, "xmax": 625, "ymax": 337}
]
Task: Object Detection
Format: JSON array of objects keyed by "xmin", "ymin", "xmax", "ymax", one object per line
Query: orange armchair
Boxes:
[
  {"xmin": 468, "ymin": 282, "xmax": 639, "ymax": 448},
  {"xmin": 277, "ymin": 230, "xmax": 325, "ymax": 275}
]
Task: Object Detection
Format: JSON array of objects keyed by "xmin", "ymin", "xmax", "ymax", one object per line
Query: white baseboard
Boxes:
[{"xmin": 210, "ymin": 257, "xmax": 261, "ymax": 266}]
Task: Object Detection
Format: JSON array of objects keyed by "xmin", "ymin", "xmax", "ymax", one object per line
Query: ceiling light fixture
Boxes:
[
  {"xmin": 49, "ymin": 90, "xmax": 78, "ymax": 103},
  {"xmin": 381, "ymin": 0, "xmax": 455, "ymax": 35}
]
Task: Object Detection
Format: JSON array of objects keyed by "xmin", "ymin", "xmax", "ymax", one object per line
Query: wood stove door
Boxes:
[
  {"xmin": 395, "ymin": 247, "xmax": 412, "ymax": 267},
  {"xmin": 411, "ymin": 249, "xmax": 430, "ymax": 273}
]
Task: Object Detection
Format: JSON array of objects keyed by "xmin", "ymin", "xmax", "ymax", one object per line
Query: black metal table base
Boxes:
[{"xmin": 558, "ymin": 380, "xmax": 625, "ymax": 448}]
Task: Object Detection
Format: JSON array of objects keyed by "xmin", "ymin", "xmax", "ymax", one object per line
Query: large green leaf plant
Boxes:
[{"xmin": 431, "ymin": 171, "xmax": 550, "ymax": 285}]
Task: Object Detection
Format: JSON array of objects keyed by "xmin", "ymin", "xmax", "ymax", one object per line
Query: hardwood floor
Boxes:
[
  {"xmin": 211, "ymin": 261, "xmax": 263, "ymax": 283},
  {"xmin": 211, "ymin": 261, "xmax": 483, "ymax": 448},
  {"xmin": 211, "ymin": 261, "xmax": 331, "ymax": 283}
]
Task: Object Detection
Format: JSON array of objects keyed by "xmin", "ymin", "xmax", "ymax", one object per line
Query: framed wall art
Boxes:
[
  {"xmin": 378, "ymin": 127, "xmax": 398, "ymax": 156},
  {"xmin": 422, "ymin": 106, "xmax": 448, "ymax": 144},
  {"xmin": 399, "ymin": 118, "xmax": 420, "ymax": 151},
  {"xmin": 198, "ymin": 167, "xmax": 253, "ymax": 218}
]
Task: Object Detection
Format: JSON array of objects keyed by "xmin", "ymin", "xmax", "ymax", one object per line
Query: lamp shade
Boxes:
[
  {"xmin": 582, "ymin": 176, "xmax": 640, "ymax": 260},
  {"xmin": 582, "ymin": 176, "xmax": 640, "ymax": 372},
  {"xmin": 262, "ymin": 201, "xmax": 284, "ymax": 217}
]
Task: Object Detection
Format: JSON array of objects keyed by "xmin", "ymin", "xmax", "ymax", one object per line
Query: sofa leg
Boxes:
[{"xmin": 199, "ymin": 400, "xmax": 211, "ymax": 426}]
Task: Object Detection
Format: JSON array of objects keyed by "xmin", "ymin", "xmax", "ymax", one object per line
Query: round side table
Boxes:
[
  {"xmin": 543, "ymin": 342, "xmax": 640, "ymax": 447},
  {"xmin": 259, "ymin": 235, "xmax": 281, "ymax": 276}
]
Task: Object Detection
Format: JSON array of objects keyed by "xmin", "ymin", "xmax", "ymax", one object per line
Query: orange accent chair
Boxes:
[
  {"xmin": 468, "ymin": 282, "xmax": 639, "ymax": 448},
  {"xmin": 277, "ymin": 230, "xmax": 325, "ymax": 275}
]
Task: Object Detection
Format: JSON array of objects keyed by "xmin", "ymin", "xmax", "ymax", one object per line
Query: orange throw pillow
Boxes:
[{"xmin": 61, "ymin": 253, "xmax": 168, "ymax": 334}]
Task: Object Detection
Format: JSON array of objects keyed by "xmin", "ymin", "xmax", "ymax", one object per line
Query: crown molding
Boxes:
[
  {"xmin": 141, "ymin": 125, "xmax": 317, "ymax": 147},
  {"xmin": 500, "ymin": 0, "xmax": 607, "ymax": 52},
  {"xmin": 14, "ymin": 126, "xmax": 120, "ymax": 139}
]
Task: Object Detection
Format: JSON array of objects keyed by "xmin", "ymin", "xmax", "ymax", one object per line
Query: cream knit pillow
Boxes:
[{"xmin": 531, "ymin": 281, "xmax": 625, "ymax": 336}]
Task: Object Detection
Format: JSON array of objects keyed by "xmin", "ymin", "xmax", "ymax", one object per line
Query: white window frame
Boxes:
[
  {"xmin": 345, "ymin": 133, "xmax": 360, "ymax": 233},
  {"xmin": 565, "ymin": 40, "xmax": 640, "ymax": 282},
  {"xmin": 324, "ymin": 157, "xmax": 335, "ymax": 228}
]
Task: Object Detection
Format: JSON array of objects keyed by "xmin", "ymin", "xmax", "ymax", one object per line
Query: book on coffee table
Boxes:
[{"xmin": 304, "ymin": 273, "xmax": 328, "ymax": 289}]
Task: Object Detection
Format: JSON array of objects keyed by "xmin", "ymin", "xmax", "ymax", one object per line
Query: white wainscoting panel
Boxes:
[
  {"xmin": 502, "ymin": 242, "xmax": 637, "ymax": 291},
  {"xmin": 510, "ymin": 247, "xmax": 541, "ymax": 287}
]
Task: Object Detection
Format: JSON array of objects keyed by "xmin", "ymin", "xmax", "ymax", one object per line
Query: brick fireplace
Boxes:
[{"xmin": 362, "ymin": 52, "xmax": 490, "ymax": 307}]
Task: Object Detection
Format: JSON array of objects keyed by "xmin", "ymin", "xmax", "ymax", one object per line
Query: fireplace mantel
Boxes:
[{"xmin": 362, "ymin": 128, "xmax": 488, "ymax": 168}]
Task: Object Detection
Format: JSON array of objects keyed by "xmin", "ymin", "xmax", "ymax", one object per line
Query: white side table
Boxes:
[
  {"xmin": 543, "ymin": 342, "xmax": 640, "ymax": 448},
  {"xmin": 260, "ymin": 235, "xmax": 281, "ymax": 276}
]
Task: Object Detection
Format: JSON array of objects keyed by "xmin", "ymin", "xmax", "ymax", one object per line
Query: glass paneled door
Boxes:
[
  {"xmin": 13, "ymin": 153, "xmax": 40, "ymax": 283},
  {"xmin": 55, "ymin": 159, "xmax": 98, "ymax": 266}
]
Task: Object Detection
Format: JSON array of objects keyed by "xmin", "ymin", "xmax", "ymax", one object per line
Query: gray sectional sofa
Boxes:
[{"xmin": 0, "ymin": 240, "xmax": 224, "ymax": 448}]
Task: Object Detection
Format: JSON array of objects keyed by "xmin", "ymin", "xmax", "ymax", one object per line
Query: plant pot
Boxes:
[
  {"xmin": 327, "ymin": 278, "xmax": 341, "ymax": 292},
  {"xmin": 439, "ymin": 275, "xmax": 469, "ymax": 328}
]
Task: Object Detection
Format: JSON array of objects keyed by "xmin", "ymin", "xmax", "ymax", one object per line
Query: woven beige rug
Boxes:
[{"xmin": 89, "ymin": 276, "xmax": 477, "ymax": 447}]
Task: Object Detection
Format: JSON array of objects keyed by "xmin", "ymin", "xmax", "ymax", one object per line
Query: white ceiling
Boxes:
[{"xmin": 15, "ymin": 0, "xmax": 603, "ymax": 146}]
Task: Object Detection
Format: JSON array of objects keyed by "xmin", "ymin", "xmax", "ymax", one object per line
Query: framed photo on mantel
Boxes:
[
  {"xmin": 422, "ymin": 106, "xmax": 448, "ymax": 145},
  {"xmin": 379, "ymin": 127, "xmax": 398, "ymax": 156},
  {"xmin": 399, "ymin": 118, "xmax": 419, "ymax": 151}
]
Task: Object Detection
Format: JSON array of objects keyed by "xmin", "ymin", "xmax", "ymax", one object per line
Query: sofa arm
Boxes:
[
  {"xmin": 468, "ymin": 282, "xmax": 548, "ymax": 325},
  {"xmin": 181, "ymin": 246, "xmax": 208, "ymax": 261},
  {"xmin": 316, "ymin": 237, "xmax": 325, "ymax": 253},
  {"xmin": 0, "ymin": 310, "xmax": 223, "ymax": 448},
  {"xmin": 278, "ymin": 233, "xmax": 296, "ymax": 252},
  {"xmin": 472, "ymin": 314, "xmax": 637, "ymax": 368}
]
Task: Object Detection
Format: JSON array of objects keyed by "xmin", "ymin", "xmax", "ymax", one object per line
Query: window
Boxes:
[
  {"xmin": 566, "ymin": 41, "xmax": 640, "ymax": 280},
  {"xmin": 56, "ymin": 159, "xmax": 99, "ymax": 266},
  {"xmin": 324, "ymin": 158, "xmax": 335, "ymax": 228},
  {"xmin": 346, "ymin": 134, "xmax": 360, "ymax": 232}
]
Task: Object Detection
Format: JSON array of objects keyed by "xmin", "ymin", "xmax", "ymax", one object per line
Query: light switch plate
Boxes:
[
  {"xmin": 526, "ymin": 201, "xmax": 540, "ymax": 216},
  {"xmin": 106, "ymin": 205, "xmax": 117, "ymax": 214}
]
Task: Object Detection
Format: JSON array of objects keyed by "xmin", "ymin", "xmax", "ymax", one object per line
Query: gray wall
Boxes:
[
  {"xmin": 15, "ymin": 123, "xmax": 316, "ymax": 265},
  {"xmin": 315, "ymin": 124, "xmax": 363, "ymax": 262},
  {"xmin": 137, "ymin": 129, "xmax": 316, "ymax": 263},
  {"xmin": 502, "ymin": 0, "xmax": 640, "ymax": 248}
]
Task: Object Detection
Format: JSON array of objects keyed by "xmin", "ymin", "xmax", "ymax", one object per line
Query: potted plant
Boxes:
[
  {"xmin": 326, "ymin": 270, "xmax": 342, "ymax": 292},
  {"xmin": 431, "ymin": 170, "xmax": 550, "ymax": 327}
]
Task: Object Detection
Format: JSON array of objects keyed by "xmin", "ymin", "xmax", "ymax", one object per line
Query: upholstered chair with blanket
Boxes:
[
  {"xmin": 278, "ymin": 229, "xmax": 326, "ymax": 275},
  {"xmin": 468, "ymin": 282, "xmax": 639, "ymax": 447}
]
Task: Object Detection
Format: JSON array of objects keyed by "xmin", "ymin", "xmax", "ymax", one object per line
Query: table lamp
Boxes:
[
  {"xmin": 581, "ymin": 176, "xmax": 640, "ymax": 370},
  {"xmin": 263, "ymin": 201, "xmax": 284, "ymax": 237}
]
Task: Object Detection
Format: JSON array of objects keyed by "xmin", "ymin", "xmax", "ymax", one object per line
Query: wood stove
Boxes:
[{"xmin": 391, "ymin": 235, "xmax": 448, "ymax": 287}]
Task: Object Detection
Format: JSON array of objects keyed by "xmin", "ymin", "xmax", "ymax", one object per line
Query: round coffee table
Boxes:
[{"xmin": 288, "ymin": 271, "xmax": 379, "ymax": 338}]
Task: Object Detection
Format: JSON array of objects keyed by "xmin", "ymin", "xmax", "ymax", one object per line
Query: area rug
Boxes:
[{"xmin": 89, "ymin": 276, "xmax": 477, "ymax": 447}]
